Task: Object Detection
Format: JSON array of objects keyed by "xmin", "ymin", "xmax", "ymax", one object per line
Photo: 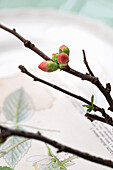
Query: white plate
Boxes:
[{"xmin": 0, "ymin": 9, "xmax": 113, "ymax": 170}]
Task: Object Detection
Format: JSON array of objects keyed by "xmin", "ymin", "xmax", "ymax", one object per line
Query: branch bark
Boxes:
[
  {"xmin": 82, "ymin": 49, "xmax": 113, "ymax": 111},
  {"xmin": 82, "ymin": 49, "xmax": 94, "ymax": 77},
  {"xmin": 85, "ymin": 113, "xmax": 113, "ymax": 126},
  {"xmin": 0, "ymin": 125, "xmax": 113, "ymax": 169},
  {"xmin": 19, "ymin": 65, "xmax": 113, "ymax": 126}
]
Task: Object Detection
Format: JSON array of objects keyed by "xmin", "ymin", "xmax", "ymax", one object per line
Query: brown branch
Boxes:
[
  {"xmin": 85, "ymin": 113, "xmax": 113, "ymax": 126},
  {"xmin": 0, "ymin": 24, "xmax": 96, "ymax": 82},
  {"xmin": 0, "ymin": 24, "xmax": 113, "ymax": 110},
  {"xmin": 82, "ymin": 49, "xmax": 113, "ymax": 111},
  {"xmin": 19, "ymin": 65, "xmax": 113, "ymax": 126},
  {"xmin": 0, "ymin": 125, "xmax": 113, "ymax": 168},
  {"xmin": 1, "ymin": 24, "xmax": 113, "ymax": 111},
  {"xmin": 82, "ymin": 50, "xmax": 94, "ymax": 76},
  {"xmin": 18, "ymin": 66, "xmax": 92, "ymax": 105},
  {"xmin": 0, "ymin": 24, "xmax": 50, "ymax": 61},
  {"xmin": 1, "ymin": 24, "xmax": 113, "ymax": 168}
]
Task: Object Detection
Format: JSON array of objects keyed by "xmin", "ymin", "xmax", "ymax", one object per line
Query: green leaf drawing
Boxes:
[
  {"xmin": 1, "ymin": 88, "xmax": 34, "ymax": 168},
  {"xmin": 0, "ymin": 166, "xmax": 13, "ymax": 170},
  {"xmin": 1, "ymin": 135, "xmax": 31, "ymax": 169},
  {"xmin": 3, "ymin": 88, "xmax": 34, "ymax": 123},
  {"xmin": 32, "ymin": 144, "xmax": 77, "ymax": 170},
  {"xmin": 0, "ymin": 138, "xmax": 28, "ymax": 158},
  {"xmin": 1, "ymin": 88, "xmax": 59, "ymax": 169}
]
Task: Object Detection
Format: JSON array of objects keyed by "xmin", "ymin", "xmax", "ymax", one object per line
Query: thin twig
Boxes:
[
  {"xmin": 18, "ymin": 65, "xmax": 113, "ymax": 126},
  {"xmin": 85, "ymin": 113, "xmax": 113, "ymax": 126},
  {"xmin": 18, "ymin": 66, "xmax": 91, "ymax": 105},
  {"xmin": 82, "ymin": 50, "xmax": 94, "ymax": 76},
  {"xmin": 0, "ymin": 125, "xmax": 113, "ymax": 168},
  {"xmin": 0, "ymin": 24, "xmax": 50, "ymax": 61},
  {"xmin": 82, "ymin": 49, "xmax": 113, "ymax": 111}
]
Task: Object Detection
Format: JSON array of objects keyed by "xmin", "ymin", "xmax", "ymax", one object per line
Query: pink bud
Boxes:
[
  {"xmin": 38, "ymin": 61, "xmax": 51, "ymax": 72},
  {"xmin": 59, "ymin": 45, "xmax": 70, "ymax": 56},
  {"xmin": 57, "ymin": 53, "xmax": 69, "ymax": 65},
  {"xmin": 59, "ymin": 45, "xmax": 67, "ymax": 51},
  {"xmin": 52, "ymin": 53, "xmax": 56, "ymax": 57},
  {"xmin": 38, "ymin": 61, "xmax": 59, "ymax": 72}
]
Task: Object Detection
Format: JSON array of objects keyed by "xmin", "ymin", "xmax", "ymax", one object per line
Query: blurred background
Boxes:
[{"xmin": 0, "ymin": 0, "xmax": 113, "ymax": 28}]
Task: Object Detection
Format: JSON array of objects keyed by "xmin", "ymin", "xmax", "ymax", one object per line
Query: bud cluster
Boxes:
[{"xmin": 38, "ymin": 45, "xmax": 70, "ymax": 72}]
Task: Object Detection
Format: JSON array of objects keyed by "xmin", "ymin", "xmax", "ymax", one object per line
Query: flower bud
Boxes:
[
  {"xmin": 57, "ymin": 53, "xmax": 69, "ymax": 68},
  {"xmin": 59, "ymin": 45, "xmax": 70, "ymax": 56},
  {"xmin": 38, "ymin": 61, "xmax": 59, "ymax": 72},
  {"xmin": 52, "ymin": 53, "xmax": 59, "ymax": 64}
]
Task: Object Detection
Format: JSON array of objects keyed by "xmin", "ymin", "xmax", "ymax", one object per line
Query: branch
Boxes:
[
  {"xmin": 82, "ymin": 49, "xmax": 113, "ymax": 111},
  {"xmin": 85, "ymin": 113, "xmax": 113, "ymax": 126},
  {"xmin": 0, "ymin": 24, "xmax": 50, "ymax": 61},
  {"xmin": 0, "ymin": 125, "xmax": 113, "ymax": 169},
  {"xmin": 1, "ymin": 24, "xmax": 113, "ymax": 111},
  {"xmin": 19, "ymin": 65, "xmax": 113, "ymax": 126},
  {"xmin": 1, "ymin": 24, "xmax": 113, "ymax": 168},
  {"xmin": 1, "ymin": 24, "xmax": 113, "ymax": 110}
]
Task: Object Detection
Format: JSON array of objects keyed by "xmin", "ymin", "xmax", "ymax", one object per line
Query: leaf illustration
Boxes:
[
  {"xmin": 1, "ymin": 133, "xmax": 31, "ymax": 169},
  {"xmin": 0, "ymin": 166, "xmax": 13, "ymax": 170},
  {"xmin": 2, "ymin": 88, "xmax": 34, "ymax": 168},
  {"xmin": 31, "ymin": 145, "xmax": 76, "ymax": 170},
  {"xmin": 3, "ymin": 88, "xmax": 34, "ymax": 123}
]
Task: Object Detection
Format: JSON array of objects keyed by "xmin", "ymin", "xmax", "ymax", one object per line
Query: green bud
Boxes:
[
  {"xmin": 52, "ymin": 53, "xmax": 59, "ymax": 64},
  {"xmin": 59, "ymin": 64, "xmax": 67, "ymax": 69},
  {"xmin": 47, "ymin": 61, "xmax": 59, "ymax": 72}
]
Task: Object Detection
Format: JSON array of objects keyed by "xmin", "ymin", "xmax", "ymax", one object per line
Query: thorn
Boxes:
[
  {"xmin": 108, "ymin": 107, "xmax": 113, "ymax": 112},
  {"xmin": 86, "ymin": 73, "xmax": 90, "ymax": 75},
  {"xmin": 37, "ymin": 131, "xmax": 41, "ymax": 136},
  {"xmin": 13, "ymin": 28, "xmax": 16, "ymax": 32}
]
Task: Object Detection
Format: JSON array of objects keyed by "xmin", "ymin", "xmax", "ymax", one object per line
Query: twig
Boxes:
[
  {"xmin": 82, "ymin": 50, "xmax": 94, "ymax": 76},
  {"xmin": 0, "ymin": 24, "xmax": 50, "ymax": 61},
  {"xmin": 19, "ymin": 66, "xmax": 91, "ymax": 105},
  {"xmin": 19, "ymin": 65, "xmax": 113, "ymax": 126},
  {"xmin": 82, "ymin": 49, "xmax": 113, "ymax": 111},
  {"xmin": 85, "ymin": 113, "xmax": 113, "ymax": 126},
  {"xmin": 0, "ymin": 125, "xmax": 113, "ymax": 168}
]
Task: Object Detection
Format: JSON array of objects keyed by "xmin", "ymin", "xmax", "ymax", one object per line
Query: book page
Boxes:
[{"xmin": 0, "ymin": 69, "xmax": 112, "ymax": 170}]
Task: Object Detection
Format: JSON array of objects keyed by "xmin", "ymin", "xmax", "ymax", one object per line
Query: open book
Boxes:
[{"xmin": 0, "ymin": 67, "xmax": 112, "ymax": 170}]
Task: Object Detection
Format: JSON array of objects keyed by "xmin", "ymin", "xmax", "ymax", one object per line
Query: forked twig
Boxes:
[{"xmin": 19, "ymin": 65, "xmax": 113, "ymax": 126}]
